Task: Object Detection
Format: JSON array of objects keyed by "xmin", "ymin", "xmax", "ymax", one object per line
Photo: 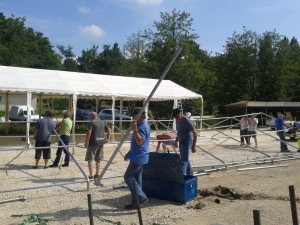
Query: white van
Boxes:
[{"xmin": 9, "ymin": 105, "xmax": 40, "ymax": 121}]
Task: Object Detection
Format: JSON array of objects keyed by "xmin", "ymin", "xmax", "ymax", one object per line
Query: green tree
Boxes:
[
  {"xmin": 77, "ymin": 45, "xmax": 99, "ymax": 73},
  {"xmin": 57, "ymin": 45, "xmax": 79, "ymax": 71},
  {"xmin": 0, "ymin": 13, "xmax": 62, "ymax": 69},
  {"xmin": 96, "ymin": 43, "xmax": 124, "ymax": 75},
  {"xmin": 215, "ymin": 27, "xmax": 259, "ymax": 110}
]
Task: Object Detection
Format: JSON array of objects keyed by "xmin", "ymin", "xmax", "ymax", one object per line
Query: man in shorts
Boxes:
[
  {"xmin": 84, "ymin": 112, "xmax": 111, "ymax": 180},
  {"xmin": 248, "ymin": 114, "xmax": 258, "ymax": 148},
  {"xmin": 33, "ymin": 111, "xmax": 56, "ymax": 169}
]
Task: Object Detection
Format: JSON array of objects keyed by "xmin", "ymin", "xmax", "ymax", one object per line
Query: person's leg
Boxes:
[
  {"xmin": 240, "ymin": 129, "xmax": 245, "ymax": 144},
  {"xmin": 34, "ymin": 140, "xmax": 42, "ymax": 167},
  {"xmin": 179, "ymin": 140, "xmax": 193, "ymax": 176},
  {"xmin": 52, "ymin": 138, "xmax": 63, "ymax": 166},
  {"xmin": 162, "ymin": 144, "xmax": 167, "ymax": 153},
  {"xmin": 85, "ymin": 146, "xmax": 94, "ymax": 178},
  {"xmin": 88, "ymin": 161, "xmax": 93, "ymax": 177},
  {"xmin": 62, "ymin": 136, "xmax": 70, "ymax": 165},
  {"xmin": 245, "ymin": 129, "xmax": 250, "ymax": 145},
  {"xmin": 124, "ymin": 161, "xmax": 147, "ymax": 206},
  {"xmin": 278, "ymin": 131, "xmax": 288, "ymax": 151},
  {"xmin": 42, "ymin": 141, "xmax": 51, "ymax": 168},
  {"xmin": 253, "ymin": 134, "xmax": 258, "ymax": 147},
  {"xmin": 172, "ymin": 145, "xmax": 177, "ymax": 154},
  {"xmin": 94, "ymin": 145, "xmax": 104, "ymax": 177}
]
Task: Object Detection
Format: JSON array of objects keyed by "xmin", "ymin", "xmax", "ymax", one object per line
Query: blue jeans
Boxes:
[
  {"xmin": 277, "ymin": 131, "xmax": 288, "ymax": 151},
  {"xmin": 124, "ymin": 161, "xmax": 147, "ymax": 205},
  {"xmin": 179, "ymin": 140, "xmax": 194, "ymax": 176},
  {"xmin": 53, "ymin": 135, "xmax": 70, "ymax": 165}
]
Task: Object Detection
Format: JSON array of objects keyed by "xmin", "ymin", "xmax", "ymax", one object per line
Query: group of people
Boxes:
[
  {"xmin": 32, "ymin": 107, "xmax": 197, "ymax": 210},
  {"xmin": 33, "ymin": 110, "xmax": 111, "ymax": 179},
  {"xmin": 238, "ymin": 114, "xmax": 259, "ymax": 148},
  {"xmin": 32, "ymin": 110, "xmax": 73, "ymax": 169},
  {"xmin": 239, "ymin": 112, "xmax": 300, "ymax": 153},
  {"xmin": 123, "ymin": 107, "xmax": 197, "ymax": 210}
]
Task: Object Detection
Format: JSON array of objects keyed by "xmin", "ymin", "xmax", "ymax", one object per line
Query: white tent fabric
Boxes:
[
  {"xmin": 0, "ymin": 66, "xmax": 202, "ymax": 101},
  {"xmin": 0, "ymin": 65, "xmax": 203, "ymax": 145}
]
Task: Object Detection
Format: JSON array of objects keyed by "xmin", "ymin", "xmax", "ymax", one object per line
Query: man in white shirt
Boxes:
[
  {"xmin": 248, "ymin": 114, "xmax": 258, "ymax": 148},
  {"xmin": 239, "ymin": 116, "xmax": 250, "ymax": 146}
]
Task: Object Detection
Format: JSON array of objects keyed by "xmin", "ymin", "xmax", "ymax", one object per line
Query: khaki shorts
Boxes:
[{"xmin": 85, "ymin": 145, "xmax": 104, "ymax": 162}]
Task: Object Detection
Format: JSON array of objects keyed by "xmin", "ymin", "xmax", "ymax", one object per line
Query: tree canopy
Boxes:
[{"xmin": 1, "ymin": 10, "xmax": 300, "ymax": 116}]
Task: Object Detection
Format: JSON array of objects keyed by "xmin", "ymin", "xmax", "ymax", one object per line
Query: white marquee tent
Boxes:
[{"xmin": 0, "ymin": 66, "xmax": 203, "ymax": 143}]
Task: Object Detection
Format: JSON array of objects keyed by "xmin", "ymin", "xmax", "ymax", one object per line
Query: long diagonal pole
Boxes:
[{"xmin": 95, "ymin": 47, "xmax": 182, "ymax": 185}]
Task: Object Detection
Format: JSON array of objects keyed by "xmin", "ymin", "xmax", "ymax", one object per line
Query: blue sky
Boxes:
[{"xmin": 1, "ymin": 0, "xmax": 300, "ymax": 56}]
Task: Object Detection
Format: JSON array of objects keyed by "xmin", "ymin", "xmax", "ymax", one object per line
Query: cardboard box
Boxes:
[{"xmin": 143, "ymin": 152, "xmax": 198, "ymax": 203}]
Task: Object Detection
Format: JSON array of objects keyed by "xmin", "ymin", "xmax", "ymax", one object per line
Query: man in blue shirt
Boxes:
[
  {"xmin": 124, "ymin": 108, "xmax": 150, "ymax": 210},
  {"xmin": 172, "ymin": 108, "xmax": 197, "ymax": 176},
  {"xmin": 275, "ymin": 113, "xmax": 291, "ymax": 152}
]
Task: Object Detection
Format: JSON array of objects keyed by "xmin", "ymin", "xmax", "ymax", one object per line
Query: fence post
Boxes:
[
  {"xmin": 253, "ymin": 209, "xmax": 261, "ymax": 225},
  {"xmin": 289, "ymin": 185, "xmax": 299, "ymax": 225}
]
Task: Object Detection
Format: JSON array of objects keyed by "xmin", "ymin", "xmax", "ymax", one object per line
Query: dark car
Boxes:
[
  {"xmin": 98, "ymin": 109, "xmax": 131, "ymax": 121},
  {"xmin": 76, "ymin": 109, "xmax": 92, "ymax": 121}
]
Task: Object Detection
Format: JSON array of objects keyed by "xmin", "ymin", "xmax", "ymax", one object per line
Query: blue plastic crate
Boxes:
[{"xmin": 142, "ymin": 152, "xmax": 198, "ymax": 203}]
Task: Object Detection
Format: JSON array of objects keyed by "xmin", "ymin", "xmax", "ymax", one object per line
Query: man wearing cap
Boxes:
[
  {"xmin": 172, "ymin": 108, "xmax": 197, "ymax": 176},
  {"xmin": 124, "ymin": 108, "xmax": 151, "ymax": 210},
  {"xmin": 50, "ymin": 110, "xmax": 72, "ymax": 168}
]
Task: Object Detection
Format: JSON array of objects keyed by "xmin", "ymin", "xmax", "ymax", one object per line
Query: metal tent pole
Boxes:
[{"xmin": 95, "ymin": 47, "xmax": 182, "ymax": 185}]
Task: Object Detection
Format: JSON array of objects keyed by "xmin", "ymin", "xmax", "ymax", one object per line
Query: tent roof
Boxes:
[
  {"xmin": 225, "ymin": 101, "xmax": 300, "ymax": 108},
  {"xmin": 0, "ymin": 66, "xmax": 202, "ymax": 101}
]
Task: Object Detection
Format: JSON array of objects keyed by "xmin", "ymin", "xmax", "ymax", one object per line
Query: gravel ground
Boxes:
[{"xmin": 0, "ymin": 128, "xmax": 300, "ymax": 225}]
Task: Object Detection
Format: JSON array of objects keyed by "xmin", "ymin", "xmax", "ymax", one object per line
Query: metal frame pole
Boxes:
[{"xmin": 95, "ymin": 47, "xmax": 182, "ymax": 185}]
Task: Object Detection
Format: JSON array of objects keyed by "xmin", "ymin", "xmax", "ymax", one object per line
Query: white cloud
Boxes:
[
  {"xmin": 79, "ymin": 25, "xmax": 106, "ymax": 38},
  {"xmin": 132, "ymin": 0, "xmax": 163, "ymax": 6},
  {"xmin": 78, "ymin": 6, "xmax": 91, "ymax": 14}
]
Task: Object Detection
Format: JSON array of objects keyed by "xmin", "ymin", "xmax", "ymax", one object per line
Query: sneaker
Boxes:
[
  {"xmin": 124, "ymin": 204, "xmax": 136, "ymax": 210},
  {"xmin": 281, "ymin": 150, "xmax": 291, "ymax": 153},
  {"xmin": 49, "ymin": 164, "xmax": 58, "ymax": 168},
  {"xmin": 88, "ymin": 175, "xmax": 94, "ymax": 180},
  {"xmin": 124, "ymin": 198, "xmax": 149, "ymax": 210},
  {"xmin": 94, "ymin": 174, "xmax": 100, "ymax": 179},
  {"xmin": 61, "ymin": 163, "xmax": 69, "ymax": 167},
  {"xmin": 140, "ymin": 198, "xmax": 149, "ymax": 204}
]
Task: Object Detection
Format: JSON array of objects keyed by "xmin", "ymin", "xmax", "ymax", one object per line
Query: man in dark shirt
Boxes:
[
  {"xmin": 33, "ymin": 111, "xmax": 56, "ymax": 169},
  {"xmin": 84, "ymin": 112, "xmax": 111, "ymax": 180}
]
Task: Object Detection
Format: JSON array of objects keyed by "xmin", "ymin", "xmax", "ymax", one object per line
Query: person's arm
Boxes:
[
  {"xmin": 33, "ymin": 129, "xmax": 38, "ymax": 140},
  {"xmin": 131, "ymin": 120, "xmax": 144, "ymax": 146},
  {"xmin": 56, "ymin": 119, "xmax": 63, "ymax": 130},
  {"xmin": 191, "ymin": 128, "xmax": 197, "ymax": 153},
  {"xmin": 85, "ymin": 129, "xmax": 91, "ymax": 148},
  {"xmin": 105, "ymin": 127, "xmax": 111, "ymax": 143},
  {"xmin": 175, "ymin": 136, "xmax": 179, "ymax": 148}
]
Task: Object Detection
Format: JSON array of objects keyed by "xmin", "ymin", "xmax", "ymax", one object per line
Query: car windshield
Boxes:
[
  {"xmin": 103, "ymin": 109, "xmax": 120, "ymax": 114},
  {"xmin": 23, "ymin": 110, "xmax": 36, "ymax": 116}
]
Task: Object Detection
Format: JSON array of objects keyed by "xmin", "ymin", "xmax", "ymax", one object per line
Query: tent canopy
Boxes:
[
  {"xmin": 224, "ymin": 101, "xmax": 300, "ymax": 108},
  {"xmin": 0, "ymin": 66, "xmax": 202, "ymax": 101}
]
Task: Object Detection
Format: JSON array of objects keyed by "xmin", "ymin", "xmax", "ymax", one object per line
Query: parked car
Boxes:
[
  {"xmin": 115, "ymin": 106, "xmax": 129, "ymax": 115},
  {"xmin": 76, "ymin": 109, "xmax": 92, "ymax": 121},
  {"xmin": 98, "ymin": 109, "xmax": 131, "ymax": 121},
  {"xmin": 9, "ymin": 105, "xmax": 40, "ymax": 121}
]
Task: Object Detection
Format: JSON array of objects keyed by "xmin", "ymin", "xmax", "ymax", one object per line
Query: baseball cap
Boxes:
[
  {"xmin": 172, "ymin": 108, "xmax": 181, "ymax": 117},
  {"xmin": 132, "ymin": 108, "xmax": 146, "ymax": 117}
]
